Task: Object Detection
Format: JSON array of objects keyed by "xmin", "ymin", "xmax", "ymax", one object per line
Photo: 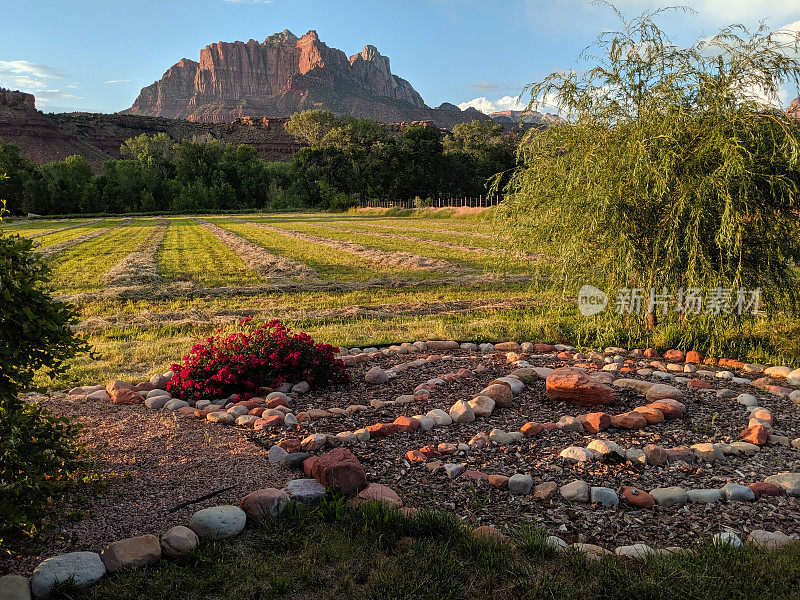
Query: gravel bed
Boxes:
[{"xmin": 3, "ymin": 394, "xmax": 290, "ymax": 577}]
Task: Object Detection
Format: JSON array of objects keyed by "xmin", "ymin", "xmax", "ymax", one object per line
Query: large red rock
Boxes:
[
  {"xmin": 107, "ymin": 380, "xmax": 135, "ymax": 394},
  {"xmin": 663, "ymin": 349, "xmax": 685, "ymax": 362},
  {"xmin": 520, "ymin": 422, "xmax": 543, "ymax": 436},
  {"xmin": 123, "ymin": 30, "xmax": 483, "ymax": 130},
  {"xmin": 545, "ymin": 367, "xmax": 617, "ymax": 406},
  {"xmin": 110, "ymin": 388, "xmax": 143, "ymax": 405},
  {"xmin": 365, "ymin": 423, "xmax": 399, "ymax": 437},
  {"xmin": 346, "ymin": 483, "xmax": 403, "ymax": 508},
  {"xmin": 620, "ymin": 486, "xmax": 655, "ymax": 509},
  {"xmin": 582, "ymin": 412, "xmax": 612, "ymax": 433},
  {"xmin": 393, "ymin": 416, "xmax": 421, "ymax": 433},
  {"xmin": 749, "ymin": 482, "xmax": 782, "ymax": 498},
  {"xmin": 645, "ymin": 399, "xmax": 686, "ymax": 419},
  {"xmin": 633, "ymin": 406, "xmax": 664, "ymax": 424},
  {"xmin": 611, "ymin": 411, "xmax": 648, "ymax": 429},
  {"xmin": 253, "ymin": 415, "xmax": 283, "ymax": 430},
  {"xmin": 685, "ymin": 350, "xmax": 703, "ymax": 364},
  {"xmin": 741, "ymin": 424, "xmax": 769, "ymax": 446},
  {"xmin": 239, "ymin": 488, "xmax": 288, "ymax": 518},
  {"xmin": 310, "ymin": 448, "xmax": 368, "ymax": 496},
  {"xmin": 478, "ymin": 384, "xmax": 513, "ymax": 408},
  {"xmin": 688, "ymin": 378, "xmax": 712, "ymax": 389}
]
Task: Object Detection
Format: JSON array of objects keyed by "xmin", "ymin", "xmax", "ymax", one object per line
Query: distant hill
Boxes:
[
  {"xmin": 0, "ymin": 88, "xmax": 302, "ymax": 170},
  {"xmin": 124, "ymin": 29, "xmax": 491, "ymax": 129}
]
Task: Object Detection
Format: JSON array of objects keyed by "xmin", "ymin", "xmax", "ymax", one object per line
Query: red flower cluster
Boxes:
[{"xmin": 167, "ymin": 319, "xmax": 349, "ymax": 401}]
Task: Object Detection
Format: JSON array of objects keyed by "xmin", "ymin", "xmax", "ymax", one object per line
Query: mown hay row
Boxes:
[
  {"xmin": 61, "ymin": 272, "xmax": 531, "ymax": 304},
  {"xmin": 104, "ymin": 220, "xmax": 169, "ymax": 287},
  {"xmin": 73, "ymin": 295, "xmax": 539, "ymax": 333},
  {"xmin": 25, "ymin": 218, "xmax": 102, "ymax": 239},
  {"xmin": 37, "ymin": 218, "xmax": 133, "ymax": 258},
  {"xmin": 315, "ymin": 223, "xmax": 502, "ymax": 255},
  {"xmin": 356, "ymin": 221, "xmax": 495, "ymax": 240},
  {"xmin": 197, "ymin": 218, "xmax": 320, "ymax": 281},
  {"xmin": 238, "ymin": 219, "xmax": 469, "ymax": 274}
]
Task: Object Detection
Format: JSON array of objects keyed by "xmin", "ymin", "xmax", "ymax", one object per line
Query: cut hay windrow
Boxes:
[
  {"xmin": 104, "ymin": 219, "xmax": 169, "ymax": 287},
  {"xmin": 312, "ymin": 222, "xmax": 503, "ymax": 255},
  {"xmin": 237, "ymin": 218, "xmax": 468, "ymax": 274},
  {"xmin": 73, "ymin": 295, "xmax": 539, "ymax": 333},
  {"xmin": 24, "ymin": 218, "xmax": 102, "ymax": 239},
  {"xmin": 351, "ymin": 220, "xmax": 495, "ymax": 239},
  {"xmin": 37, "ymin": 218, "xmax": 133, "ymax": 258},
  {"xmin": 197, "ymin": 218, "xmax": 320, "ymax": 281}
]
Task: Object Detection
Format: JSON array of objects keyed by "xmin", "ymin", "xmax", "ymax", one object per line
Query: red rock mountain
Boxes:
[
  {"xmin": 124, "ymin": 30, "xmax": 487, "ymax": 128},
  {"xmin": 788, "ymin": 97, "xmax": 800, "ymax": 120}
]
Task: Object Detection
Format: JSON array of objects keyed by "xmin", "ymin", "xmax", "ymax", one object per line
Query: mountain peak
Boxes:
[{"xmin": 265, "ymin": 29, "xmax": 298, "ymax": 45}]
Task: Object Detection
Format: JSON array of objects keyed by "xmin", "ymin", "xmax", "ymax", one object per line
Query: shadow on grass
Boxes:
[{"xmin": 46, "ymin": 499, "xmax": 800, "ymax": 600}]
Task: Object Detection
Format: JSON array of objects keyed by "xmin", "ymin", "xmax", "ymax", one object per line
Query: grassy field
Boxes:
[
  {"xmin": 0, "ymin": 209, "xmax": 792, "ymax": 390},
  {"xmin": 47, "ymin": 501, "xmax": 800, "ymax": 600}
]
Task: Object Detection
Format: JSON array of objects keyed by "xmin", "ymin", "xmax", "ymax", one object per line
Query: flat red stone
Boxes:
[{"xmin": 749, "ymin": 482, "xmax": 782, "ymax": 498}]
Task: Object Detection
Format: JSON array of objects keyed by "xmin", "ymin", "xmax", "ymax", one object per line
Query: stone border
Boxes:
[{"xmin": 17, "ymin": 339, "xmax": 800, "ymax": 599}]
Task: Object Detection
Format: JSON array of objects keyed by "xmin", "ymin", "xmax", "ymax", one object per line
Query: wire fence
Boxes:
[{"xmin": 360, "ymin": 196, "xmax": 503, "ymax": 209}]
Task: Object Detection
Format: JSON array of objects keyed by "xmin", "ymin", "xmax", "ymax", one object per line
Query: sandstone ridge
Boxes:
[{"xmin": 124, "ymin": 29, "xmax": 489, "ymax": 128}]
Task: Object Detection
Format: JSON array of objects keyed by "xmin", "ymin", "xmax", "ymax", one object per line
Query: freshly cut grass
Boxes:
[
  {"xmin": 260, "ymin": 220, "xmax": 529, "ymax": 272},
  {"xmin": 214, "ymin": 218, "xmax": 441, "ymax": 282},
  {"xmin": 49, "ymin": 220, "xmax": 155, "ymax": 292},
  {"xmin": 156, "ymin": 218, "xmax": 263, "ymax": 287},
  {"xmin": 239, "ymin": 219, "xmax": 469, "ymax": 273},
  {"xmin": 34, "ymin": 220, "xmax": 118, "ymax": 252},
  {"xmin": 198, "ymin": 218, "xmax": 320, "ymax": 281},
  {"xmin": 0, "ymin": 218, "xmax": 71, "ymax": 232},
  {"xmin": 351, "ymin": 219, "xmax": 496, "ymax": 239},
  {"xmin": 309, "ymin": 221, "xmax": 504, "ymax": 253},
  {"xmin": 104, "ymin": 219, "xmax": 169, "ymax": 287},
  {"xmin": 24, "ymin": 219, "xmax": 102, "ymax": 239}
]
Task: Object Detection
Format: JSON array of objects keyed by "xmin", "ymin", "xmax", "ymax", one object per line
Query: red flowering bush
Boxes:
[{"xmin": 167, "ymin": 319, "xmax": 349, "ymax": 401}]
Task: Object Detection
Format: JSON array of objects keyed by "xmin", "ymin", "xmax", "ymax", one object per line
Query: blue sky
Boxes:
[{"xmin": 1, "ymin": 0, "xmax": 799, "ymax": 114}]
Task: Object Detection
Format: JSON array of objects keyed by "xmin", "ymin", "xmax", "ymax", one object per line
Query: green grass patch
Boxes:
[
  {"xmin": 213, "ymin": 218, "xmax": 441, "ymax": 282},
  {"xmin": 156, "ymin": 218, "xmax": 263, "ymax": 287},
  {"xmin": 48, "ymin": 501, "xmax": 800, "ymax": 600},
  {"xmin": 48, "ymin": 220, "xmax": 154, "ymax": 292},
  {"xmin": 251, "ymin": 219, "xmax": 527, "ymax": 273},
  {"xmin": 34, "ymin": 220, "xmax": 116, "ymax": 249}
]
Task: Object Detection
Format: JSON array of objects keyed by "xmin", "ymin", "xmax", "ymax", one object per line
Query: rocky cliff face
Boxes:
[
  {"xmin": 788, "ymin": 97, "xmax": 800, "ymax": 120},
  {"xmin": 0, "ymin": 88, "xmax": 303, "ymax": 170},
  {"xmin": 0, "ymin": 88, "xmax": 108, "ymax": 166},
  {"xmin": 124, "ymin": 30, "xmax": 481, "ymax": 128}
]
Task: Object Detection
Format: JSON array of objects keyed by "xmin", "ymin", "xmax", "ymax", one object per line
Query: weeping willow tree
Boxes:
[{"xmin": 498, "ymin": 4, "xmax": 800, "ymax": 350}]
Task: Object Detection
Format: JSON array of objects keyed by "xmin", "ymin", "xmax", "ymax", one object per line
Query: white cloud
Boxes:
[
  {"xmin": 35, "ymin": 89, "xmax": 84, "ymax": 105},
  {"xmin": 0, "ymin": 59, "xmax": 83, "ymax": 108},
  {"xmin": 457, "ymin": 95, "xmax": 527, "ymax": 114},
  {"xmin": 103, "ymin": 79, "xmax": 131, "ymax": 84},
  {"xmin": 0, "ymin": 59, "xmax": 64, "ymax": 80},
  {"xmin": 590, "ymin": 1, "xmax": 800, "ymax": 24}
]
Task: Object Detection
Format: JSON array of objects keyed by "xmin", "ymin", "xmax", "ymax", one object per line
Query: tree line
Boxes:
[{"xmin": 0, "ymin": 111, "xmax": 519, "ymax": 215}]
